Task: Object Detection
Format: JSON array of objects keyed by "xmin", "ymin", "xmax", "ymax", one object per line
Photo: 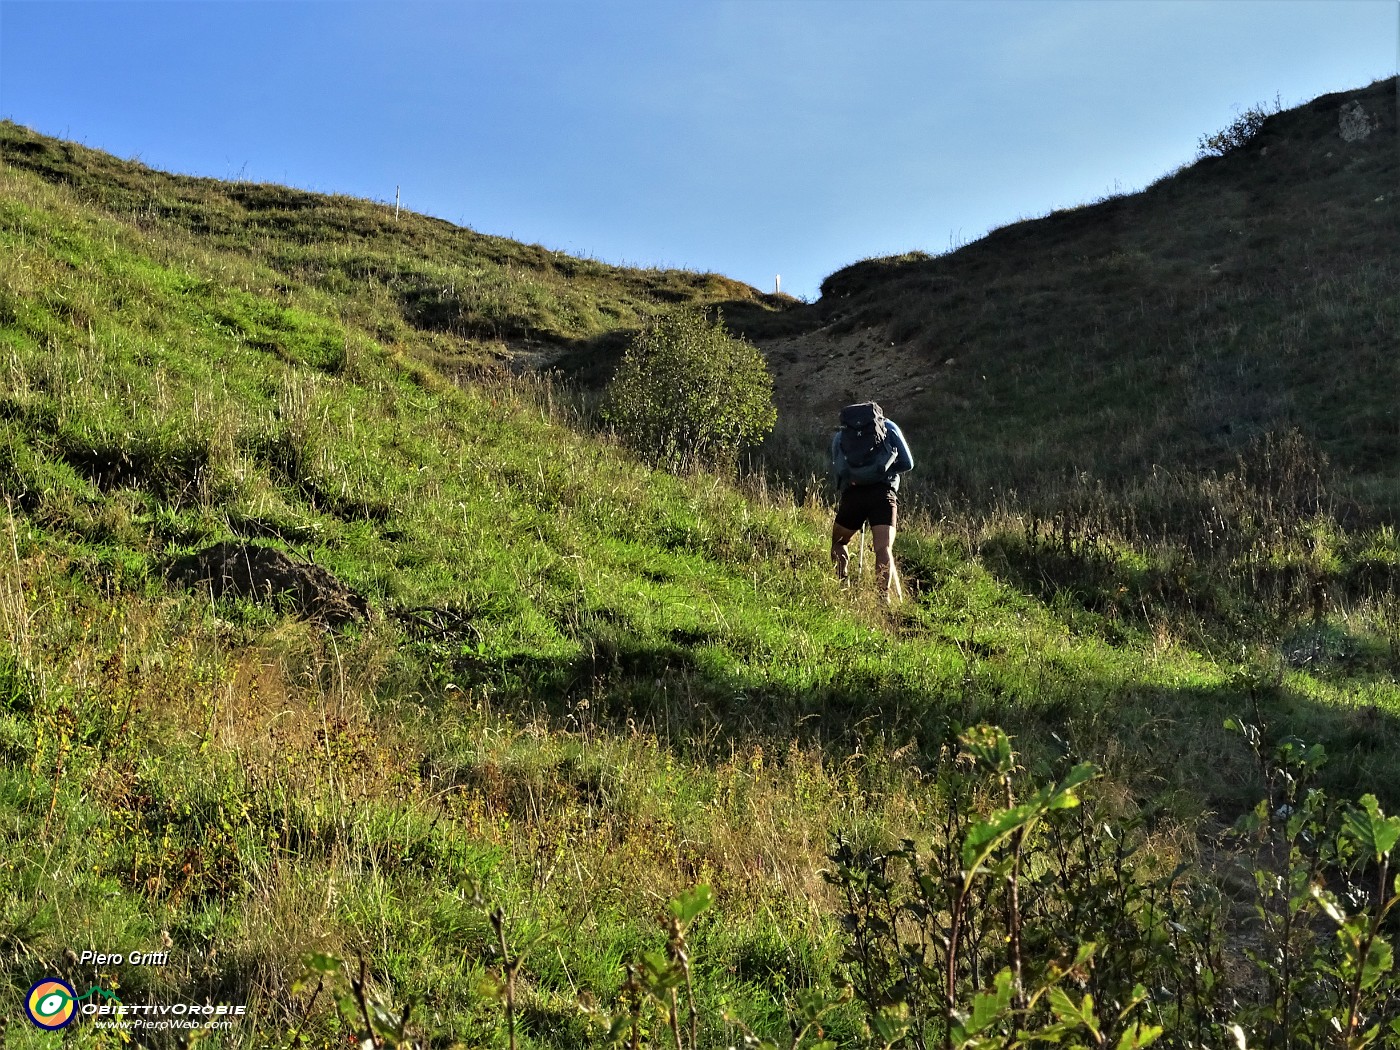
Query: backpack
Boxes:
[{"xmin": 836, "ymin": 402, "xmax": 897, "ymax": 485}]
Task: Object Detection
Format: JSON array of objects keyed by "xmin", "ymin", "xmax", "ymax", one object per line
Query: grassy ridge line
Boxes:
[
  {"xmin": 0, "ymin": 118, "xmax": 791, "ymax": 371},
  {"xmin": 757, "ymin": 78, "xmax": 1400, "ymax": 513},
  {"xmin": 0, "ymin": 159, "xmax": 842, "ymax": 670}
]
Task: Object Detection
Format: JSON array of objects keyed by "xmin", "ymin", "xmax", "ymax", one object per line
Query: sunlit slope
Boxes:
[
  {"xmin": 0, "ymin": 149, "xmax": 1032, "ymax": 732},
  {"xmin": 752, "ymin": 78, "xmax": 1399, "ymax": 512},
  {"xmin": 0, "ymin": 154, "xmax": 823, "ymax": 692},
  {"xmin": 2, "ymin": 133, "xmax": 1396, "ymax": 806},
  {"xmin": 0, "ymin": 119, "xmax": 792, "ymax": 379}
]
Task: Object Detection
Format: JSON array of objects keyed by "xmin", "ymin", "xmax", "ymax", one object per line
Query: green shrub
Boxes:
[
  {"xmin": 1198, "ymin": 95, "xmax": 1283, "ymax": 157},
  {"xmin": 602, "ymin": 310, "xmax": 776, "ymax": 474}
]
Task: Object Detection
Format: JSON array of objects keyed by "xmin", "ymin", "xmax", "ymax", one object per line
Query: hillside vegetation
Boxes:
[
  {"xmin": 1, "ymin": 84, "xmax": 1399, "ymax": 1049},
  {"xmin": 745, "ymin": 78, "xmax": 1399, "ymax": 518}
]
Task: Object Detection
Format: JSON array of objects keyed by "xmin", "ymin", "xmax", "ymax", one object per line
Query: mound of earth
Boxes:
[{"xmin": 167, "ymin": 542, "xmax": 371, "ymax": 626}]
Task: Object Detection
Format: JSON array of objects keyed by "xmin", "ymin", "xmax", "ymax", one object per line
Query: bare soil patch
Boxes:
[{"xmin": 167, "ymin": 541, "xmax": 371, "ymax": 626}]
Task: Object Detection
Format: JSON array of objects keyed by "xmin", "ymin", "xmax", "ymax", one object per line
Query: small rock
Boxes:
[{"xmin": 1339, "ymin": 100, "xmax": 1378, "ymax": 143}]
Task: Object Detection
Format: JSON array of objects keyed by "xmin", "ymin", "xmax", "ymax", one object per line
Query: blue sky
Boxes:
[{"xmin": 1, "ymin": 1, "xmax": 1395, "ymax": 300}]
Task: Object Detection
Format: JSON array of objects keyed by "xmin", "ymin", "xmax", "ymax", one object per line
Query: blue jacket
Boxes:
[{"xmin": 830, "ymin": 419, "xmax": 914, "ymax": 491}]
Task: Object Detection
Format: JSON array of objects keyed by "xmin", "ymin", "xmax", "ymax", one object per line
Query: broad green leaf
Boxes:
[
  {"xmin": 966, "ymin": 992, "xmax": 1000, "ymax": 1035},
  {"xmin": 871, "ymin": 1003, "xmax": 912, "ymax": 1045},
  {"xmin": 967, "ymin": 969, "xmax": 1014, "ymax": 1034},
  {"xmin": 1079, "ymin": 992, "xmax": 1100, "ymax": 1040},
  {"xmin": 640, "ymin": 948, "xmax": 682, "ymax": 990},
  {"xmin": 961, "ymin": 724, "xmax": 1015, "ymax": 774},
  {"xmin": 1360, "ymin": 935, "xmax": 1394, "ymax": 990},
  {"xmin": 301, "ymin": 951, "xmax": 342, "ymax": 975},
  {"xmin": 668, "ymin": 883, "xmax": 713, "ymax": 924},
  {"xmin": 1341, "ymin": 795, "xmax": 1400, "ymax": 860},
  {"xmin": 963, "ymin": 795, "xmax": 1049, "ymax": 870},
  {"xmin": 1312, "ymin": 884, "xmax": 1348, "ymax": 925},
  {"xmin": 1115, "ymin": 1023, "xmax": 1164, "ymax": 1050},
  {"xmin": 1047, "ymin": 762, "xmax": 1100, "ymax": 809},
  {"xmin": 962, "ymin": 765, "xmax": 1102, "ymax": 870},
  {"xmin": 1047, "ymin": 987, "xmax": 1080, "ymax": 1025}
]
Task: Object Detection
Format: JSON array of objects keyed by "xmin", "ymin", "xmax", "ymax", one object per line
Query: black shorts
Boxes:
[{"xmin": 835, "ymin": 485, "xmax": 898, "ymax": 531}]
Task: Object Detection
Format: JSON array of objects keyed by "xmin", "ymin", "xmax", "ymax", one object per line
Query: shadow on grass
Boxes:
[{"xmin": 408, "ymin": 608, "xmax": 1400, "ymax": 819}]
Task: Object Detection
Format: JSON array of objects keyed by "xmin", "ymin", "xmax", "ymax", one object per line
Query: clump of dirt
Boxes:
[{"xmin": 167, "ymin": 541, "xmax": 371, "ymax": 626}]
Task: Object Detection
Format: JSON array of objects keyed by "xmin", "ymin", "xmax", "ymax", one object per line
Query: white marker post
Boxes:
[{"xmin": 395, "ymin": 186, "xmax": 401, "ymax": 221}]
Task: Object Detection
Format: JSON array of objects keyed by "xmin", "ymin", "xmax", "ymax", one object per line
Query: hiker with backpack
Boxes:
[{"xmin": 829, "ymin": 402, "xmax": 914, "ymax": 599}]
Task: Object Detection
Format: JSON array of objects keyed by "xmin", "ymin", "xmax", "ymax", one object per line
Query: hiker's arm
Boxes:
[
  {"xmin": 888, "ymin": 422, "xmax": 914, "ymax": 474},
  {"xmin": 828, "ymin": 432, "xmax": 845, "ymax": 489}
]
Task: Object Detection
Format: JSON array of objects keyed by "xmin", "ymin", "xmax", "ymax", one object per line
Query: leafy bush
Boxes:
[
  {"xmin": 326, "ymin": 724, "xmax": 1400, "ymax": 1048},
  {"xmin": 825, "ymin": 724, "xmax": 1400, "ymax": 1050},
  {"xmin": 826, "ymin": 727, "xmax": 1207, "ymax": 1050},
  {"xmin": 1198, "ymin": 95, "xmax": 1283, "ymax": 157},
  {"xmin": 602, "ymin": 310, "xmax": 776, "ymax": 474}
]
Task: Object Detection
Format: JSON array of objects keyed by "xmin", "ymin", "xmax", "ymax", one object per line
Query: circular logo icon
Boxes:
[{"xmin": 25, "ymin": 978, "xmax": 77, "ymax": 1030}]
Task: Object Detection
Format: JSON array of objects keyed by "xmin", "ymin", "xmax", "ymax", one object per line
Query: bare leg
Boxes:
[
  {"xmin": 831, "ymin": 520, "xmax": 859, "ymax": 581},
  {"xmin": 871, "ymin": 524, "xmax": 896, "ymax": 598}
]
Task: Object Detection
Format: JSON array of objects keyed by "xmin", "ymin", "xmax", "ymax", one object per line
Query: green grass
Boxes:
[{"xmin": 1, "ymin": 101, "xmax": 1399, "ymax": 1048}]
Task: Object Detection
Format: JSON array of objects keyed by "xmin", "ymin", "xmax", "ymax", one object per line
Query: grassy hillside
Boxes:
[
  {"xmin": 0, "ymin": 119, "xmax": 793, "ymax": 383},
  {"xmin": 744, "ymin": 78, "xmax": 1400, "ymax": 517},
  {"xmin": 1, "ymin": 106, "xmax": 1399, "ymax": 1048}
]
